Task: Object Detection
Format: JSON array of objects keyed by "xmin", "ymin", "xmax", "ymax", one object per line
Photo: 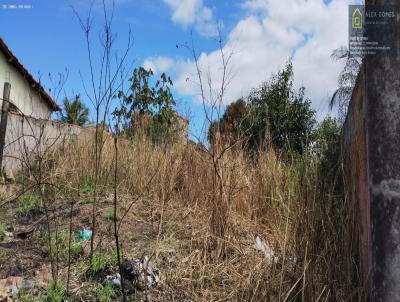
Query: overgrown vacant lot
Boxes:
[{"xmin": 0, "ymin": 136, "xmax": 365, "ymax": 301}]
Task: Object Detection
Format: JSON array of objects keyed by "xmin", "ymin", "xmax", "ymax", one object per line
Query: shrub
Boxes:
[
  {"xmin": 96, "ymin": 283, "xmax": 115, "ymax": 302},
  {"xmin": 315, "ymin": 117, "xmax": 343, "ymax": 194},
  {"xmin": 242, "ymin": 60, "xmax": 316, "ymax": 155},
  {"xmin": 89, "ymin": 251, "xmax": 118, "ymax": 275},
  {"xmin": 16, "ymin": 193, "xmax": 41, "ymax": 216},
  {"xmin": 46, "ymin": 281, "xmax": 65, "ymax": 302},
  {"xmin": 0, "ymin": 223, "xmax": 5, "ymax": 236},
  {"xmin": 47, "ymin": 230, "xmax": 82, "ymax": 262},
  {"xmin": 18, "ymin": 291, "xmax": 46, "ymax": 302},
  {"xmin": 79, "ymin": 175, "xmax": 95, "ymax": 194},
  {"xmin": 79, "ymin": 198, "xmax": 94, "ymax": 205},
  {"xmin": 104, "ymin": 208, "xmax": 121, "ymax": 221}
]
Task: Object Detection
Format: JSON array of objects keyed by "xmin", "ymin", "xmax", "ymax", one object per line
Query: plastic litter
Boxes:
[
  {"xmin": 253, "ymin": 235, "xmax": 275, "ymax": 261},
  {"xmin": 122, "ymin": 256, "xmax": 160, "ymax": 290},
  {"xmin": 0, "ymin": 276, "xmax": 35, "ymax": 299},
  {"xmin": 3, "ymin": 231, "xmax": 13, "ymax": 238},
  {"xmin": 106, "ymin": 273, "xmax": 121, "ymax": 288},
  {"xmin": 78, "ymin": 229, "xmax": 93, "ymax": 241}
]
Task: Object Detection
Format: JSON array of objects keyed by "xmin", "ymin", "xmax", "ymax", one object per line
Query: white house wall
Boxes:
[
  {"xmin": 0, "ymin": 51, "xmax": 52, "ymax": 119},
  {"xmin": 2, "ymin": 112, "xmax": 92, "ymax": 170}
]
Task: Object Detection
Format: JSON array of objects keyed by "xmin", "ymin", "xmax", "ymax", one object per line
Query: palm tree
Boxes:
[
  {"xmin": 330, "ymin": 46, "xmax": 362, "ymax": 122},
  {"xmin": 61, "ymin": 95, "xmax": 90, "ymax": 126}
]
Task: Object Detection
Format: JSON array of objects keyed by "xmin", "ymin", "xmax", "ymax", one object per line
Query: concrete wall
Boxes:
[
  {"xmin": 2, "ymin": 112, "xmax": 87, "ymax": 170},
  {"xmin": 0, "ymin": 51, "xmax": 52, "ymax": 119},
  {"xmin": 344, "ymin": 3, "xmax": 400, "ymax": 297},
  {"xmin": 2, "ymin": 110, "xmax": 188, "ymax": 171}
]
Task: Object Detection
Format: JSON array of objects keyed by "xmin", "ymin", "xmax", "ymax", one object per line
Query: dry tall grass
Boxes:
[{"xmin": 38, "ymin": 134, "xmax": 366, "ymax": 301}]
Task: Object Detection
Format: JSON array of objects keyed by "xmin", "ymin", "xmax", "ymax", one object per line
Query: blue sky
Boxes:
[{"xmin": 0, "ymin": 0, "xmax": 357, "ymax": 140}]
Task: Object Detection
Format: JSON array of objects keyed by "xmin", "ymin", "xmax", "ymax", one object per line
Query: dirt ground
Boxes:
[{"xmin": 0, "ymin": 182, "xmax": 268, "ymax": 301}]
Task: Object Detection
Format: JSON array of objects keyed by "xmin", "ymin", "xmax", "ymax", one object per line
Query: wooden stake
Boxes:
[{"xmin": 0, "ymin": 82, "xmax": 11, "ymax": 170}]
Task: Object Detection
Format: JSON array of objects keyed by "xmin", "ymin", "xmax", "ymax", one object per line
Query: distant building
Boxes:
[
  {"xmin": 176, "ymin": 114, "xmax": 189, "ymax": 140},
  {"xmin": 0, "ymin": 37, "xmax": 60, "ymax": 118},
  {"xmin": 0, "ymin": 37, "xmax": 64, "ymax": 171},
  {"xmin": 131, "ymin": 111, "xmax": 189, "ymax": 141}
]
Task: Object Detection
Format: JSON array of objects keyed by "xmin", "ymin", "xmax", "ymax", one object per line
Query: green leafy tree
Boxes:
[
  {"xmin": 114, "ymin": 67, "xmax": 178, "ymax": 143},
  {"xmin": 315, "ymin": 117, "xmax": 343, "ymax": 194},
  {"xmin": 61, "ymin": 95, "xmax": 90, "ymax": 126},
  {"xmin": 330, "ymin": 46, "xmax": 361, "ymax": 122},
  {"xmin": 242, "ymin": 60, "xmax": 316, "ymax": 155},
  {"xmin": 208, "ymin": 99, "xmax": 247, "ymax": 147}
]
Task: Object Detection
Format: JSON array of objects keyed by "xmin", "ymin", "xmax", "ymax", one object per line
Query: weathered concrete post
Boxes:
[
  {"xmin": 0, "ymin": 82, "xmax": 11, "ymax": 170},
  {"xmin": 365, "ymin": 0, "xmax": 400, "ymax": 300}
]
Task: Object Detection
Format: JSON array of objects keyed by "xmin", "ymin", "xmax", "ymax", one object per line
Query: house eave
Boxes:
[{"xmin": 0, "ymin": 37, "xmax": 61, "ymax": 112}]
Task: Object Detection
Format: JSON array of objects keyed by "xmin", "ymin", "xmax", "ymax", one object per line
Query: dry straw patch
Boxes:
[{"xmin": 29, "ymin": 134, "xmax": 366, "ymax": 301}]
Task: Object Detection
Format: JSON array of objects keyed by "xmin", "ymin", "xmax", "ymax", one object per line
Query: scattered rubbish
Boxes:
[
  {"xmin": 3, "ymin": 231, "xmax": 13, "ymax": 238},
  {"xmin": 78, "ymin": 229, "xmax": 93, "ymax": 241},
  {"xmin": 1, "ymin": 227, "xmax": 34, "ymax": 242},
  {"xmin": 122, "ymin": 256, "xmax": 160, "ymax": 290},
  {"xmin": 0, "ymin": 276, "xmax": 34, "ymax": 299},
  {"xmin": 106, "ymin": 273, "xmax": 121, "ymax": 288},
  {"xmin": 3, "ymin": 169, "xmax": 15, "ymax": 183},
  {"xmin": 0, "ymin": 230, "xmax": 14, "ymax": 244},
  {"xmin": 100, "ymin": 256, "xmax": 160, "ymax": 296},
  {"xmin": 288, "ymin": 255, "xmax": 299, "ymax": 268},
  {"xmin": 253, "ymin": 236, "xmax": 275, "ymax": 261},
  {"xmin": 15, "ymin": 229, "xmax": 34, "ymax": 240}
]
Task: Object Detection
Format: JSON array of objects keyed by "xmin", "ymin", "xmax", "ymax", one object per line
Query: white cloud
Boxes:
[
  {"xmin": 156, "ymin": 0, "xmax": 354, "ymax": 115},
  {"xmin": 163, "ymin": 0, "xmax": 220, "ymax": 37},
  {"xmin": 143, "ymin": 56, "xmax": 174, "ymax": 74}
]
